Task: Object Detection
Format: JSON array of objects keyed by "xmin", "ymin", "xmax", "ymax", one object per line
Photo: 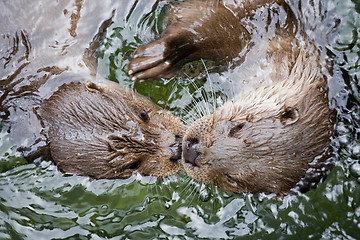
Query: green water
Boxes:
[{"xmin": 1, "ymin": 0, "xmax": 360, "ymax": 239}]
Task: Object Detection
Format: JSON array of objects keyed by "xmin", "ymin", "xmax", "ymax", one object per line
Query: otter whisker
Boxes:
[
  {"xmin": 183, "ymin": 179, "xmax": 204, "ymax": 207},
  {"xmin": 180, "ymin": 106, "xmax": 196, "ymax": 126},
  {"xmin": 178, "ymin": 177, "xmax": 193, "ymax": 198},
  {"xmin": 146, "ymin": 174, "xmax": 156, "ymax": 198},
  {"xmin": 181, "ymin": 104, "xmax": 203, "ymax": 126},
  {"xmin": 179, "ymin": 176, "xmax": 197, "ymax": 202},
  {"xmin": 201, "ymin": 59, "xmax": 217, "ymax": 114},
  {"xmin": 176, "ymin": 80, "xmax": 206, "ymax": 123},
  {"xmin": 194, "ymin": 182, "xmax": 209, "ymax": 205},
  {"xmin": 175, "ymin": 93, "xmax": 201, "ymax": 125},
  {"xmin": 182, "ymin": 74, "xmax": 210, "ymax": 117},
  {"xmin": 184, "ymin": 183, "xmax": 199, "ymax": 207},
  {"xmin": 210, "ymin": 185, "xmax": 220, "ymax": 212},
  {"xmin": 162, "ymin": 78, "xmax": 179, "ymax": 111},
  {"xmin": 154, "ymin": 177, "xmax": 161, "ymax": 202}
]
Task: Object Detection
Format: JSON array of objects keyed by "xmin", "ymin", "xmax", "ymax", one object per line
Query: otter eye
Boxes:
[
  {"xmin": 280, "ymin": 107, "xmax": 299, "ymax": 126},
  {"xmin": 129, "ymin": 161, "xmax": 141, "ymax": 170},
  {"xmin": 133, "ymin": 106, "xmax": 150, "ymax": 122},
  {"xmin": 229, "ymin": 123, "xmax": 245, "ymax": 137},
  {"xmin": 139, "ymin": 111, "xmax": 150, "ymax": 122}
]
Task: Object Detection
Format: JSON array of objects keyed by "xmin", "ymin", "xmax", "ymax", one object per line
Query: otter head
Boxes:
[
  {"xmin": 182, "ymin": 59, "xmax": 331, "ymax": 196},
  {"xmin": 39, "ymin": 80, "xmax": 185, "ymax": 179}
]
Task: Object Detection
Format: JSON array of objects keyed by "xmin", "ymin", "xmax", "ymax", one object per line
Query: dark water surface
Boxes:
[{"xmin": 1, "ymin": 0, "xmax": 359, "ymax": 239}]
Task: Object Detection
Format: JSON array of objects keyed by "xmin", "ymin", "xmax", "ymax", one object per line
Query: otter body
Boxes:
[
  {"xmin": 182, "ymin": 47, "xmax": 331, "ymax": 195},
  {"xmin": 0, "ymin": 0, "xmax": 185, "ymax": 179},
  {"xmin": 128, "ymin": 0, "xmax": 332, "ymax": 195},
  {"xmin": 39, "ymin": 79, "xmax": 184, "ymax": 179}
]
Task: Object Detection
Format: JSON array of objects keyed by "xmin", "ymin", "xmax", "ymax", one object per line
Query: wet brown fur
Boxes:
[
  {"xmin": 128, "ymin": 0, "xmax": 332, "ymax": 195},
  {"xmin": 39, "ymin": 80, "xmax": 185, "ymax": 179},
  {"xmin": 182, "ymin": 46, "xmax": 331, "ymax": 195}
]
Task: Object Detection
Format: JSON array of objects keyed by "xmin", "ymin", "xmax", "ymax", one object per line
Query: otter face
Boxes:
[
  {"xmin": 182, "ymin": 79, "xmax": 331, "ymax": 195},
  {"xmin": 39, "ymin": 80, "xmax": 185, "ymax": 179}
]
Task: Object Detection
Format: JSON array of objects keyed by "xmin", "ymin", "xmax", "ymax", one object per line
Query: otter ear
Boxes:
[{"xmin": 280, "ymin": 107, "xmax": 299, "ymax": 126}]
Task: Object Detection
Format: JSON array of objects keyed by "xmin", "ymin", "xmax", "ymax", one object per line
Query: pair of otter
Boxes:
[{"xmin": 41, "ymin": 0, "xmax": 331, "ymax": 196}]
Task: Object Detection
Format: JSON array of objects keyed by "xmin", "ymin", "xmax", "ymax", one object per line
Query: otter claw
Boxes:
[
  {"xmin": 129, "ymin": 57, "xmax": 173, "ymax": 81},
  {"xmin": 128, "ymin": 39, "xmax": 172, "ymax": 81}
]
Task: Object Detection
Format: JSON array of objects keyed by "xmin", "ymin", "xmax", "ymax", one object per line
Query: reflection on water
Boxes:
[{"xmin": 0, "ymin": 0, "xmax": 359, "ymax": 239}]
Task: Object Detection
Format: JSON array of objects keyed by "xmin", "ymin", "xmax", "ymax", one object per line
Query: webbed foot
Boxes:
[{"xmin": 127, "ymin": 38, "xmax": 175, "ymax": 81}]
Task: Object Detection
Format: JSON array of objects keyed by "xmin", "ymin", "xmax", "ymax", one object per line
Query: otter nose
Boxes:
[
  {"xmin": 183, "ymin": 138, "xmax": 200, "ymax": 166},
  {"xmin": 169, "ymin": 135, "xmax": 183, "ymax": 162}
]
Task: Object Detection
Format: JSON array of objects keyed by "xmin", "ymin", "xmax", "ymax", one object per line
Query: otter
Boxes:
[
  {"xmin": 0, "ymin": 0, "xmax": 185, "ymax": 179},
  {"xmin": 127, "ymin": 0, "xmax": 333, "ymax": 195},
  {"xmin": 39, "ymin": 79, "xmax": 184, "ymax": 179}
]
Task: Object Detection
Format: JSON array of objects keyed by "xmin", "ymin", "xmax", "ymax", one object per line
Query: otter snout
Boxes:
[
  {"xmin": 169, "ymin": 135, "xmax": 183, "ymax": 162},
  {"xmin": 183, "ymin": 138, "xmax": 200, "ymax": 166}
]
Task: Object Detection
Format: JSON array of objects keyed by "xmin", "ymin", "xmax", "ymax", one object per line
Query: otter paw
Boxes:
[{"xmin": 127, "ymin": 39, "xmax": 174, "ymax": 81}]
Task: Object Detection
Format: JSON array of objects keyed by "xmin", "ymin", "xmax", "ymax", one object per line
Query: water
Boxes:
[{"xmin": 1, "ymin": 0, "xmax": 359, "ymax": 239}]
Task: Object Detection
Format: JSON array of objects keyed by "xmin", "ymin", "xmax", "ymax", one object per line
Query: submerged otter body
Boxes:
[{"xmin": 128, "ymin": 0, "xmax": 333, "ymax": 195}]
